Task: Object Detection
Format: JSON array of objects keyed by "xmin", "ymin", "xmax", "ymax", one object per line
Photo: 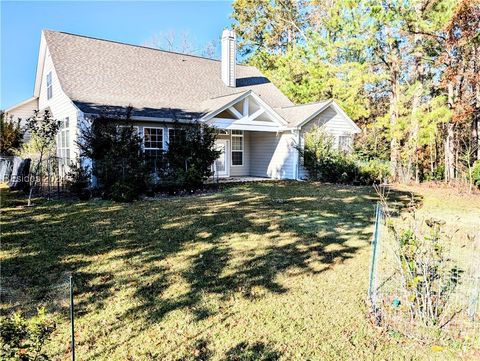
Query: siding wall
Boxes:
[
  {"xmin": 5, "ymin": 99, "xmax": 39, "ymax": 142},
  {"xmin": 89, "ymin": 122, "xmax": 252, "ymax": 177},
  {"xmin": 38, "ymin": 47, "xmax": 82, "ymax": 159},
  {"xmin": 298, "ymin": 106, "xmax": 357, "ymax": 179},
  {"xmin": 5, "ymin": 98, "xmax": 38, "ymax": 124},
  {"xmin": 250, "ymin": 131, "xmax": 295, "ymax": 179}
]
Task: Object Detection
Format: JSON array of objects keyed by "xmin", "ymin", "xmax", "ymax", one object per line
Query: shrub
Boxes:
[
  {"xmin": 357, "ymin": 159, "xmax": 391, "ymax": 185},
  {"xmin": 65, "ymin": 161, "xmax": 91, "ymax": 200},
  {"xmin": 110, "ymin": 181, "xmax": 140, "ymax": 202},
  {"xmin": 391, "ymin": 218, "xmax": 461, "ymax": 327},
  {"xmin": 77, "ymin": 108, "xmax": 151, "ymax": 201},
  {"xmin": 299, "ymin": 126, "xmax": 389, "ymax": 185},
  {"xmin": 423, "ymin": 164, "xmax": 445, "ymax": 182},
  {"xmin": 160, "ymin": 122, "xmax": 220, "ymax": 191},
  {"xmin": 300, "ymin": 127, "xmax": 357, "ymax": 183},
  {"xmin": 471, "ymin": 160, "xmax": 480, "ymax": 188},
  {"xmin": 0, "ymin": 308, "xmax": 55, "ymax": 360},
  {"xmin": 0, "ymin": 112, "xmax": 24, "ymax": 156}
]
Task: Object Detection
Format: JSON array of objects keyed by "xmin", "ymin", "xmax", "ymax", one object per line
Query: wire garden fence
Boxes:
[
  {"xmin": 368, "ymin": 200, "xmax": 480, "ymax": 348},
  {"xmin": 0, "ymin": 273, "xmax": 77, "ymax": 359}
]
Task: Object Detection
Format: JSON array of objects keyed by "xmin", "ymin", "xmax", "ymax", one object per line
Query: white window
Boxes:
[
  {"xmin": 231, "ymin": 130, "xmax": 244, "ymax": 166},
  {"xmin": 143, "ymin": 127, "xmax": 164, "ymax": 156},
  {"xmin": 338, "ymin": 135, "xmax": 352, "ymax": 152},
  {"xmin": 46, "ymin": 72, "xmax": 53, "ymax": 100},
  {"xmin": 57, "ymin": 117, "xmax": 70, "ymax": 165}
]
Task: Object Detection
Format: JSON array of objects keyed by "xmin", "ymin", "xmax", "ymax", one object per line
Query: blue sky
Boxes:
[{"xmin": 1, "ymin": 1, "xmax": 233, "ymax": 109}]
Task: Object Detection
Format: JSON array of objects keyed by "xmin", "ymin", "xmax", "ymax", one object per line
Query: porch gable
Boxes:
[{"xmin": 201, "ymin": 91, "xmax": 287, "ymax": 132}]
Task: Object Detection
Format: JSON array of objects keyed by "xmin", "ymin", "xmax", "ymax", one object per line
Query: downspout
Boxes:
[{"xmin": 292, "ymin": 129, "xmax": 301, "ymax": 180}]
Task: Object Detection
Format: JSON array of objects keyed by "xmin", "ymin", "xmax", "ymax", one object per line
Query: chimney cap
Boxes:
[{"xmin": 222, "ymin": 29, "xmax": 235, "ymax": 39}]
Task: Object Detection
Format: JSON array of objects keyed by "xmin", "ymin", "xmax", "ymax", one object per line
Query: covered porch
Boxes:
[
  {"xmin": 202, "ymin": 91, "xmax": 298, "ymax": 181},
  {"xmin": 211, "ymin": 130, "xmax": 296, "ymax": 180}
]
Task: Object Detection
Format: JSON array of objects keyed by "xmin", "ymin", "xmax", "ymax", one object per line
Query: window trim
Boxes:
[
  {"xmin": 338, "ymin": 134, "xmax": 352, "ymax": 152},
  {"xmin": 231, "ymin": 130, "xmax": 244, "ymax": 167},
  {"xmin": 46, "ymin": 71, "xmax": 53, "ymax": 100},
  {"xmin": 143, "ymin": 126, "xmax": 165, "ymax": 150},
  {"xmin": 57, "ymin": 117, "xmax": 71, "ymax": 170}
]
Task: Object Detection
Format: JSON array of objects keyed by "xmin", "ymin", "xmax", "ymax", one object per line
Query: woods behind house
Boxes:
[{"xmin": 231, "ymin": 0, "xmax": 480, "ymax": 184}]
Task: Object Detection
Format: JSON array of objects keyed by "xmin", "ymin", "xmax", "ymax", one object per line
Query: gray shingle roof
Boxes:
[
  {"xmin": 43, "ymin": 30, "xmax": 294, "ymax": 119},
  {"xmin": 275, "ymin": 100, "xmax": 332, "ymax": 127}
]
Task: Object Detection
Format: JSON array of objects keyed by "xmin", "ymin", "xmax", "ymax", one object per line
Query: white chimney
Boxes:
[{"xmin": 221, "ymin": 29, "xmax": 236, "ymax": 87}]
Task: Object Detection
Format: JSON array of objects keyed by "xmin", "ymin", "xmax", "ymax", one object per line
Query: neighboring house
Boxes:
[{"xmin": 5, "ymin": 29, "xmax": 361, "ymax": 180}]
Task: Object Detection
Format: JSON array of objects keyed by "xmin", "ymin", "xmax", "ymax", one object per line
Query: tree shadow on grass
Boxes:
[
  {"xmin": 0, "ymin": 182, "xmax": 421, "ymax": 355},
  {"xmin": 223, "ymin": 341, "xmax": 281, "ymax": 361}
]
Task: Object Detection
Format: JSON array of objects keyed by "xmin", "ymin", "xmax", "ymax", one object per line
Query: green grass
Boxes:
[{"xmin": 1, "ymin": 182, "xmax": 479, "ymax": 360}]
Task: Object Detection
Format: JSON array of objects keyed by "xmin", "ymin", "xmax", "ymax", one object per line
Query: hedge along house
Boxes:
[{"xmin": 5, "ymin": 29, "xmax": 361, "ymax": 180}]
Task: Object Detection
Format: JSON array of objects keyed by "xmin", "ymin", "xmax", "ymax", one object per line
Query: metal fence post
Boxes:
[
  {"xmin": 70, "ymin": 274, "xmax": 75, "ymax": 361},
  {"xmin": 368, "ymin": 203, "xmax": 382, "ymax": 312}
]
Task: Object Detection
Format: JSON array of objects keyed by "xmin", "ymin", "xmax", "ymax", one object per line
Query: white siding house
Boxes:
[{"xmin": 4, "ymin": 29, "xmax": 360, "ymax": 181}]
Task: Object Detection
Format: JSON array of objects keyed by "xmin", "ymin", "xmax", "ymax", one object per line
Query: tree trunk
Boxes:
[
  {"xmin": 445, "ymin": 82, "xmax": 456, "ymax": 182},
  {"xmin": 445, "ymin": 123, "xmax": 455, "ymax": 182},
  {"xmin": 390, "ymin": 89, "xmax": 400, "ymax": 181},
  {"xmin": 410, "ymin": 78, "xmax": 422, "ymax": 182},
  {"xmin": 389, "ymin": 46, "xmax": 401, "ymax": 182},
  {"xmin": 409, "ymin": 2, "xmax": 425, "ymax": 183},
  {"xmin": 475, "ymin": 69, "xmax": 480, "ymax": 160}
]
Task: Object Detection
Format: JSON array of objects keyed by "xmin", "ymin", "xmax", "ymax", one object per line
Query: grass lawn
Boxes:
[{"xmin": 1, "ymin": 182, "xmax": 479, "ymax": 360}]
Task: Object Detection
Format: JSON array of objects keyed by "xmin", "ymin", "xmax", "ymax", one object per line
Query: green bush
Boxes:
[
  {"xmin": 160, "ymin": 122, "xmax": 220, "ymax": 191},
  {"xmin": 299, "ymin": 127, "xmax": 390, "ymax": 185},
  {"xmin": 471, "ymin": 160, "xmax": 480, "ymax": 188},
  {"xmin": 300, "ymin": 128, "xmax": 357, "ymax": 183},
  {"xmin": 65, "ymin": 162, "xmax": 91, "ymax": 200},
  {"xmin": 424, "ymin": 164, "xmax": 445, "ymax": 182},
  {"xmin": 77, "ymin": 108, "xmax": 151, "ymax": 201},
  {"xmin": 0, "ymin": 308, "xmax": 55, "ymax": 360},
  {"xmin": 392, "ymin": 218, "xmax": 460, "ymax": 327},
  {"xmin": 110, "ymin": 181, "xmax": 140, "ymax": 202},
  {"xmin": 357, "ymin": 159, "xmax": 391, "ymax": 185}
]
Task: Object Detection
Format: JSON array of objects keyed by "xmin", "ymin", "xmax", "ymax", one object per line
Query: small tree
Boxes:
[
  {"xmin": 65, "ymin": 161, "xmax": 91, "ymax": 200},
  {"xmin": 163, "ymin": 121, "xmax": 220, "ymax": 190},
  {"xmin": 0, "ymin": 111, "xmax": 24, "ymax": 156},
  {"xmin": 77, "ymin": 108, "xmax": 150, "ymax": 201},
  {"xmin": 25, "ymin": 110, "xmax": 59, "ymax": 206}
]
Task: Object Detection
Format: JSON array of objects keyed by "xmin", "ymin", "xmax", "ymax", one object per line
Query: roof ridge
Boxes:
[
  {"xmin": 207, "ymin": 90, "xmax": 249, "ymax": 100},
  {"xmin": 42, "ymin": 29, "xmax": 254, "ymax": 67},
  {"xmin": 279, "ymin": 99, "xmax": 332, "ymax": 109}
]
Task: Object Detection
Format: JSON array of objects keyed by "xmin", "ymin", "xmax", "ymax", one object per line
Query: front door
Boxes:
[{"xmin": 214, "ymin": 139, "xmax": 229, "ymax": 177}]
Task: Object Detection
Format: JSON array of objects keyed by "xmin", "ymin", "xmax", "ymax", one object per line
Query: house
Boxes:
[{"xmin": 5, "ymin": 29, "xmax": 361, "ymax": 180}]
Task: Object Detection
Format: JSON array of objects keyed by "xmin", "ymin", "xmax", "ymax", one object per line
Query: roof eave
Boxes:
[{"xmin": 4, "ymin": 96, "xmax": 39, "ymax": 113}]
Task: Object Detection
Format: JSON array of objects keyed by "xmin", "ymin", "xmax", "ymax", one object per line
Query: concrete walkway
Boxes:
[{"xmin": 207, "ymin": 176, "xmax": 272, "ymax": 184}]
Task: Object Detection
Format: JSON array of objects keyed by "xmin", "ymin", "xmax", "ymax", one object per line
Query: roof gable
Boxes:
[
  {"xmin": 298, "ymin": 101, "xmax": 361, "ymax": 134},
  {"xmin": 203, "ymin": 91, "xmax": 287, "ymax": 132}
]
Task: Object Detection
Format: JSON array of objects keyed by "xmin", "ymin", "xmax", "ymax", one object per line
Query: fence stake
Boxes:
[
  {"xmin": 70, "ymin": 274, "xmax": 75, "ymax": 361},
  {"xmin": 47, "ymin": 158, "xmax": 52, "ymax": 200},
  {"xmin": 368, "ymin": 203, "xmax": 382, "ymax": 312}
]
